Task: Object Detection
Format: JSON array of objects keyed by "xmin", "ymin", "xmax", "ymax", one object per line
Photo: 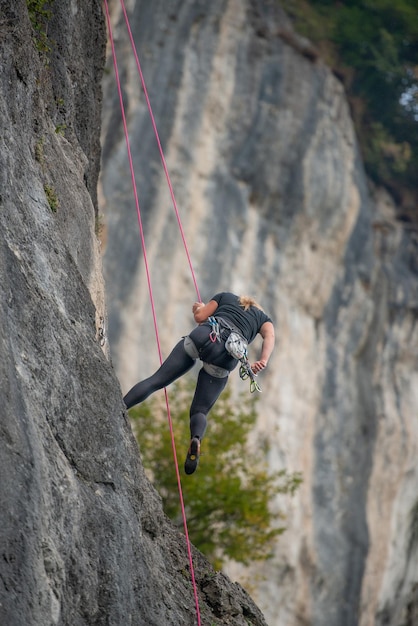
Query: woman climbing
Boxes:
[{"xmin": 123, "ymin": 292, "xmax": 275, "ymax": 474}]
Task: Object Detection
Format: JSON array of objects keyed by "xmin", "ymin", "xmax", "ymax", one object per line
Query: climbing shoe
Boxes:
[{"xmin": 184, "ymin": 437, "xmax": 200, "ymax": 475}]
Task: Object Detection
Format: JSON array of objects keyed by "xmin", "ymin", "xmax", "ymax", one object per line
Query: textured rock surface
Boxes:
[
  {"xmin": 100, "ymin": 1, "xmax": 418, "ymax": 625},
  {"xmin": 0, "ymin": 1, "xmax": 269, "ymax": 624}
]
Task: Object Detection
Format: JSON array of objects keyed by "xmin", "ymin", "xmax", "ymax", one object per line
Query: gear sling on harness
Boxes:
[{"xmin": 207, "ymin": 317, "xmax": 262, "ymax": 393}]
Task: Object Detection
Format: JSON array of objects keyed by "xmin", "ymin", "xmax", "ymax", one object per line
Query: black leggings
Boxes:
[{"xmin": 123, "ymin": 338, "xmax": 230, "ymax": 439}]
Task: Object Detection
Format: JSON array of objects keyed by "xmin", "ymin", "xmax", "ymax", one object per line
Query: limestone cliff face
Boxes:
[
  {"xmin": 100, "ymin": 1, "xmax": 418, "ymax": 625},
  {"xmin": 0, "ymin": 1, "xmax": 269, "ymax": 625}
]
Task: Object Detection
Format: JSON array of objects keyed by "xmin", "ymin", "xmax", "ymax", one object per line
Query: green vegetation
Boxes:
[
  {"xmin": 44, "ymin": 183, "xmax": 59, "ymax": 212},
  {"xmin": 34, "ymin": 137, "xmax": 45, "ymax": 166},
  {"xmin": 36, "ymin": 139, "xmax": 59, "ymax": 213},
  {"xmin": 129, "ymin": 381, "xmax": 301, "ymax": 570},
  {"xmin": 27, "ymin": 0, "xmax": 55, "ymax": 55},
  {"xmin": 54, "ymin": 124, "xmax": 67, "ymax": 136},
  {"xmin": 287, "ymin": 0, "xmax": 418, "ymax": 208}
]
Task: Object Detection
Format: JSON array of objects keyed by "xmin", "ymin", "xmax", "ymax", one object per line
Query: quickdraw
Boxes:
[
  {"xmin": 239, "ymin": 360, "xmax": 262, "ymax": 393},
  {"xmin": 207, "ymin": 316, "xmax": 221, "ymax": 343}
]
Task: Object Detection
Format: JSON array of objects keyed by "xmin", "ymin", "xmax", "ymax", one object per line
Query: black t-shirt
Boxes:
[{"xmin": 211, "ymin": 292, "xmax": 272, "ymax": 344}]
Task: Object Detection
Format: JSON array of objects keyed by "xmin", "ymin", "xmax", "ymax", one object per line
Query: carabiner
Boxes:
[
  {"xmin": 239, "ymin": 364, "xmax": 249, "ymax": 380},
  {"xmin": 250, "ymin": 379, "xmax": 262, "ymax": 393},
  {"xmin": 208, "ymin": 316, "xmax": 221, "ymax": 342},
  {"xmin": 209, "ymin": 330, "xmax": 218, "ymax": 342},
  {"xmin": 239, "ymin": 360, "xmax": 262, "ymax": 393}
]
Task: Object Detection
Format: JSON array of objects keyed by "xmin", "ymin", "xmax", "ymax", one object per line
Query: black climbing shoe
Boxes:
[{"xmin": 184, "ymin": 437, "xmax": 200, "ymax": 475}]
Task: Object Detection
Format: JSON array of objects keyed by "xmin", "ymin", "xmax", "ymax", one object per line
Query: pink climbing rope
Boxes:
[
  {"xmin": 119, "ymin": 0, "xmax": 201, "ymax": 304},
  {"xmin": 103, "ymin": 3, "xmax": 202, "ymax": 624}
]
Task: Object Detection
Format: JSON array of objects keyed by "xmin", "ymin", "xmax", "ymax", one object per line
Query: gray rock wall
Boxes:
[
  {"xmin": 100, "ymin": 1, "xmax": 418, "ymax": 625},
  {"xmin": 0, "ymin": 1, "xmax": 268, "ymax": 624}
]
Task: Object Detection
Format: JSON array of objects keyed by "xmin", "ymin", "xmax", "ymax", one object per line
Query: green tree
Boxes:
[
  {"xmin": 129, "ymin": 381, "xmax": 301, "ymax": 569},
  {"xmin": 287, "ymin": 0, "xmax": 418, "ymax": 209}
]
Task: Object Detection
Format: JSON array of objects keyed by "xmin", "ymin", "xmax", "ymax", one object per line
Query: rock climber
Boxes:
[{"xmin": 123, "ymin": 292, "xmax": 275, "ymax": 474}]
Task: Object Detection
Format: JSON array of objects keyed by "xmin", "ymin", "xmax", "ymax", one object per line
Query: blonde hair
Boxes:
[{"xmin": 239, "ymin": 295, "xmax": 263, "ymax": 311}]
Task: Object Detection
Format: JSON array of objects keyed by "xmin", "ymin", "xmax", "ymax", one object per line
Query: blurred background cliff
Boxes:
[{"xmin": 100, "ymin": 1, "xmax": 418, "ymax": 625}]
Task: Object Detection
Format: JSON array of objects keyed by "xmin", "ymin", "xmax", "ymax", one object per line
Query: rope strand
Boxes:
[
  {"xmin": 119, "ymin": 0, "xmax": 201, "ymax": 303},
  {"xmin": 103, "ymin": 3, "xmax": 201, "ymax": 624}
]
